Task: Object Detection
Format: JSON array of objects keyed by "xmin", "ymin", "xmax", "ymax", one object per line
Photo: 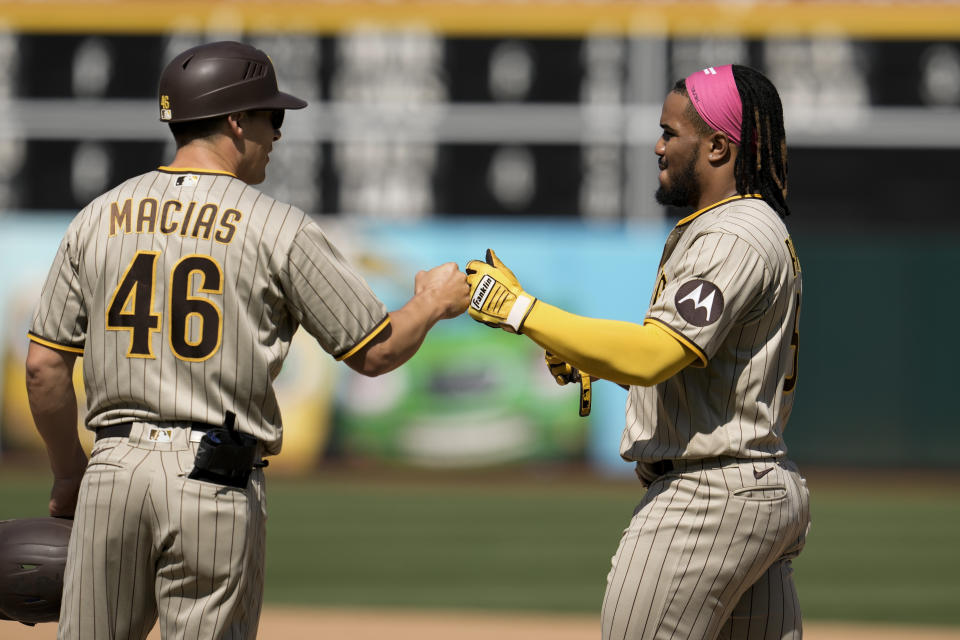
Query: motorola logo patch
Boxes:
[{"xmin": 675, "ymin": 279, "xmax": 724, "ymax": 327}]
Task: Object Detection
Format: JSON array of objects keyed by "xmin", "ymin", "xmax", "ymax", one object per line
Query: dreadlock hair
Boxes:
[
  {"xmin": 731, "ymin": 65, "xmax": 789, "ymax": 217},
  {"xmin": 674, "ymin": 66, "xmax": 790, "ymax": 217}
]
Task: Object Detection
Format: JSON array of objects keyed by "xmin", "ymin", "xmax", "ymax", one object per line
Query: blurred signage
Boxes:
[
  {"xmin": 2, "ymin": 2, "xmax": 960, "ymax": 39},
  {"xmin": 2, "ymin": 31, "xmax": 960, "ymax": 223}
]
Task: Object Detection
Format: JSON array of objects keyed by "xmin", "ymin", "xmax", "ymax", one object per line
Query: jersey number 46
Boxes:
[{"xmin": 106, "ymin": 250, "xmax": 222, "ymax": 362}]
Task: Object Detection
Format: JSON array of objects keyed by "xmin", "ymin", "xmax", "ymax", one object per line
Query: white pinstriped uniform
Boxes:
[
  {"xmin": 602, "ymin": 196, "xmax": 811, "ymax": 640},
  {"xmin": 29, "ymin": 167, "xmax": 389, "ymax": 639}
]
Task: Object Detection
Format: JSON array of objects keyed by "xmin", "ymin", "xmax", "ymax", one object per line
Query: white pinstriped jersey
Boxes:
[
  {"xmin": 621, "ymin": 195, "xmax": 802, "ymax": 462},
  {"xmin": 29, "ymin": 167, "xmax": 389, "ymax": 455}
]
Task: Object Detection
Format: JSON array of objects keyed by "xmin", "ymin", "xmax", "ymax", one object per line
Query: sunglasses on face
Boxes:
[
  {"xmin": 248, "ymin": 109, "xmax": 284, "ymax": 130},
  {"xmin": 269, "ymin": 109, "xmax": 284, "ymax": 130}
]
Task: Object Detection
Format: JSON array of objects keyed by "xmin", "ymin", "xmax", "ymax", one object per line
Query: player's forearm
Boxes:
[
  {"xmin": 25, "ymin": 342, "xmax": 86, "ymax": 479},
  {"xmin": 346, "ymin": 292, "xmax": 445, "ymax": 376},
  {"xmin": 522, "ymin": 301, "xmax": 697, "ymax": 386}
]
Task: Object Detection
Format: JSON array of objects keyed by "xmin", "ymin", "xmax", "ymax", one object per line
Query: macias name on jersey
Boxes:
[{"xmin": 108, "ymin": 198, "xmax": 241, "ymax": 243}]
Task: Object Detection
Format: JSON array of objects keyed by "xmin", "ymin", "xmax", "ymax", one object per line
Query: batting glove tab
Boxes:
[
  {"xmin": 465, "ymin": 249, "xmax": 536, "ymax": 333},
  {"xmin": 544, "ymin": 352, "xmax": 592, "ymax": 417}
]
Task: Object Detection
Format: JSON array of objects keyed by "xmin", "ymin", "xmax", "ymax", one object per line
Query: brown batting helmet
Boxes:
[
  {"xmin": 158, "ymin": 41, "xmax": 307, "ymax": 123},
  {"xmin": 0, "ymin": 517, "xmax": 72, "ymax": 625}
]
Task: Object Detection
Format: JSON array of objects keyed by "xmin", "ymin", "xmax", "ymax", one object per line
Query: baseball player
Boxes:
[
  {"xmin": 465, "ymin": 64, "xmax": 810, "ymax": 639},
  {"xmin": 24, "ymin": 41, "xmax": 469, "ymax": 640}
]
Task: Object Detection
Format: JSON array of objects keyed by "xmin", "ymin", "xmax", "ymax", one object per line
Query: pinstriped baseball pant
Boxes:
[
  {"xmin": 57, "ymin": 423, "xmax": 267, "ymax": 640},
  {"xmin": 601, "ymin": 458, "xmax": 810, "ymax": 640}
]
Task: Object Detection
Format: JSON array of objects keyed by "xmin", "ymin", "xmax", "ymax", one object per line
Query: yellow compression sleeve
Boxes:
[{"xmin": 522, "ymin": 301, "xmax": 699, "ymax": 387}]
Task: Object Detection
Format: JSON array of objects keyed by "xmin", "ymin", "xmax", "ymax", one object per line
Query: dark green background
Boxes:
[{"xmin": 785, "ymin": 231, "xmax": 959, "ymax": 468}]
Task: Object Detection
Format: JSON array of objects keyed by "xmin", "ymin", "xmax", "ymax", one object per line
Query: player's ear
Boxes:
[
  {"xmin": 226, "ymin": 112, "xmax": 245, "ymax": 137},
  {"xmin": 706, "ymin": 131, "xmax": 733, "ymax": 164}
]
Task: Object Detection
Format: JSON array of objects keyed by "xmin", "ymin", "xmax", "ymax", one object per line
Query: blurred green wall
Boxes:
[{"xmin": 787, "ymin": 230, "xmax": 959, "ymax": 468}]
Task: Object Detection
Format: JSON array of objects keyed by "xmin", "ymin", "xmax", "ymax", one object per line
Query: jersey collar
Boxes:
[
  {"xmin": 157, "ymin": 166, "xmax": 238, "ymax": 178},
  {"xmin": 675, "ymin": 194, "xmax": 762, "ymax": 227}
]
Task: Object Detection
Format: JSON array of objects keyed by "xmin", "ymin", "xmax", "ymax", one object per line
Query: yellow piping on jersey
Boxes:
[
  {"xmin": 641, "ymin": 319, "xmax": 708, "ymax": 369},
  {"xmin": 676, "ymin": 194, "xmax": 762, "ymax": 227},
  {"xmin": 157, "ymin": 166, "xmax": 238, "ymax": 178},
  {"xmin": 336, "ymin": 316, "xmax": 392, "ymax": 362},
  {"xmin": 27, "ymin": 333, "xmax": 84, "ymax": 355}
]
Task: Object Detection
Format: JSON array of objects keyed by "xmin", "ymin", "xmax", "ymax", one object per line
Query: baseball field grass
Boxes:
[{"xmin": 1, "ymin": 464, "xmax": 957, "ymax": 628}]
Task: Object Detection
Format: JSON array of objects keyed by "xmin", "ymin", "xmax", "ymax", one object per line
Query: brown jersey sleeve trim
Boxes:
[
  {"xmin": 642, "ymin": 318, "xmax": 707, "ymax": 368},
  {"xmin": 27, "ymin": 332, "xmax": 84, "ymax": 355},
  {"xmin": 334, "ymin": 315, "xmax": 391, "ymax": 362}
]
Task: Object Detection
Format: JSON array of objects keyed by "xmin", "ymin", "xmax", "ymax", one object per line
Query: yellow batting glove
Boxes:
[
  {"xmin": 465, "ymin": 249, "xmax": 537, "ymax": 334},
  {"xmin": 579, "ymin": 374, "xmax": 592, "ymax": 417},
  {"xmin": 544, "ymin": 351, "xmax": 592, "ymax": 417},
  {"xmin": 545, "ymin": 351, "xmax": 577, "ymax": 385}
]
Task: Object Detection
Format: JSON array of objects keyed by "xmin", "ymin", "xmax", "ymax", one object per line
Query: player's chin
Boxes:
[
  {"xmin": 246, "ymin": 169, "xmax": 268, "ymax": 185},
  {"xmin": 656, "ymin": 172, "xmax": 670, "ymax": 193},
  {"xmin": 654, "ymin": 183, "xmax": 679, "ymax": 207},
  {"xmin": 251, "ymin": 160, "xmax": 269, "ymax": 185}
]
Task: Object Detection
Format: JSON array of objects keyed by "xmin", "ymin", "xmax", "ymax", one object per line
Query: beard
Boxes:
[{"xmin": 655, "ymin": 148, "xmax": 700, "ymax": 208}]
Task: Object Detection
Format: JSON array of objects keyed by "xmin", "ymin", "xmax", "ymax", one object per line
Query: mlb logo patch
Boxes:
[
  {"xmin": 148, "ymin": 428, "xmax": 173, "ymax": 443},
  {"xmin": 175, "ymin": 175, "xmax": 199, "ymax": 187}
]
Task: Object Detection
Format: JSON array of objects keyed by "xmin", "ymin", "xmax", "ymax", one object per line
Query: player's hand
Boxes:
[
  {"xmin": 465, "ymin": 249, "xmax": 536, "ymax": 333},
  {"xmin": 544, "ymin": 352, "xmax": 592, "ymax": 416},
  {"xmin": 545, "ymin": 351, "xmax": 578, "ymax": 385},
  {"xmin": 415, "ymin": 262, "xmax": 470, "ymax": 319},
  {"xmin": 49, "ymin": 471, "xmax": 85, "ymax": 518}
]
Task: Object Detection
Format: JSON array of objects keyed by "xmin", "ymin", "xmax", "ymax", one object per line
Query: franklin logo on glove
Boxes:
[
  {"xmin": 465, "ymin": 249, "xmax": 537, "ymax": 334},
  {"xmin": 471, "ymin": 275, "xmax": 495, "ymax": 311}
]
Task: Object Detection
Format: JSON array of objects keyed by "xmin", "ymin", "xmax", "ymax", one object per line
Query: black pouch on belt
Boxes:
[{"xmin": 188, "ymin": 412, "xmax": 258, "ymax": 489}]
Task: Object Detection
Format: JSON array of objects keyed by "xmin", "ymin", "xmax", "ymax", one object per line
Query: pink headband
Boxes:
[{"xmin": 684, "ymin": 65, "xmax": 743, "ymax": 145}]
